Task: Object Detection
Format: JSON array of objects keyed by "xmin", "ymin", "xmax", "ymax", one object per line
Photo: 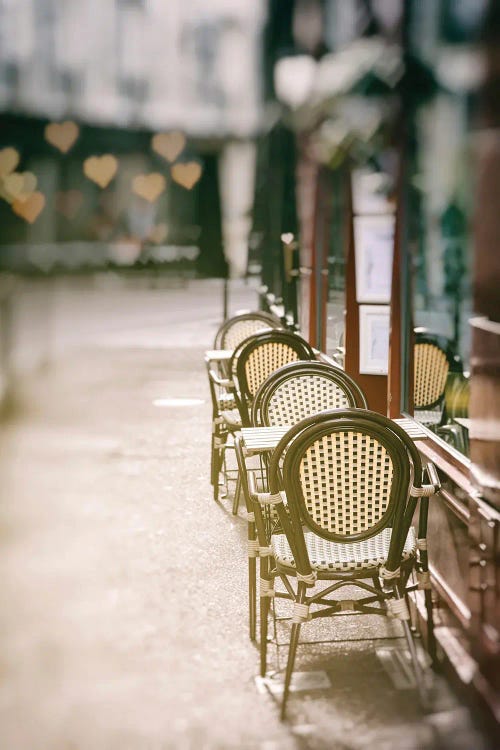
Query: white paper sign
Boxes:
[
  {"xmin": 354, "ymin": 215, "xmax": 395, "ymax": 303},
  {"xmin": 359, "ymin": 305, "xmax": 390, "ymax": 375}
]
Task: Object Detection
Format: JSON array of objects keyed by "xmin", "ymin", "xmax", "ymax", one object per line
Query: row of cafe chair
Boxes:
[
  {"xmin": 205, "ymin": 312, "xmax": 313, "ymax": 501},
  {"xmin": 204, "ymin": 311, "xmax": 441, "ymax": 720}
]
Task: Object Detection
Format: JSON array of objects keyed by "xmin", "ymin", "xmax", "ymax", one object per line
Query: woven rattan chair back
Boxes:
[
  {"xmin": 413, "ymin": 333, "xmax": 459, "ymax": 409},
  {"xmin": 214, "ymin": 311, "xmax": 284, "ymax": 351},
  {"xmin": 253, "ymin": 361, "xmax": 367, "ymax": 427},
  {"xmin": 232, "ymin": 330, "xmax": 316, "ymax": 425},
  {"xmin": 269, "ymin": 410, "xmax": 423, "ymax": 553},
  {"xmin": 414, "ymin": 344, "xmax": 449, "ymax": 408}
]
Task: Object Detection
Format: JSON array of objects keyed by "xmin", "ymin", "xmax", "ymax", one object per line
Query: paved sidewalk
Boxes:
[{"xmin": 0, "ymin": 277, "xmax": 492, "ymax": 750}]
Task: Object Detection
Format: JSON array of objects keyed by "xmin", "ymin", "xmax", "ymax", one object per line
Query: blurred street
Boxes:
[{"xmin": 0, "ymin": 275, "xmax": 491, "ymax": 750}]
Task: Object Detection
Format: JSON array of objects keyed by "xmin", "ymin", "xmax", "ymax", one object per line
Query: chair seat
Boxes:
[
  {"xmin": 271, "ymin": 526, "xmax": 417, "ymax": 574},
  {"xmin": 414, "ymin": 409, "xmax": 442, "ymax": 427}
]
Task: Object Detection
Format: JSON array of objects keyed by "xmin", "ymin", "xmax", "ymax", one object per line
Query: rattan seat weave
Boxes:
[
  {"xmin": 414, "ymin": 409, "xmax": 442, "ymax": 426},
  {"xmin": 271, "ymin": 526, "xmax": 416, "ymax": 574}
]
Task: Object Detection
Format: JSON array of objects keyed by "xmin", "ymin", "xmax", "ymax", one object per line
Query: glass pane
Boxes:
[{"xmin": 407, "ymin": 24, "xmax": 483, "ymax": 459}]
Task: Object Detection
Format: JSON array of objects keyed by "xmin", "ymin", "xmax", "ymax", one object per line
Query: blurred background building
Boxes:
[{"xmin": 0, "ymin": 0, "xmax": 266, "ymax": 276}]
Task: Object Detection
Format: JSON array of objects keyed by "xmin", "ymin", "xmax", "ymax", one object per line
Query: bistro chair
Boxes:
[
  {"xmin": 206, "ymin": 311, "xmax": 285, "ymax": 500},
  {"xmin": 436, "ymin": 373, "xmax": 470, "ymax": 455},
  {"xmin": 413, "ymin": 331, "xmax": 461, "ymax": 429},
  {"xmin": 235, "ymin": 362, "xmax": 368, "ymax": 639},
  {"xmin": 209, "ymin": 329, "xmax": 315, "ymax": 500},
  {"xmin": 253, "ymin": 409, "xmax": 440, "ymax": 719}
]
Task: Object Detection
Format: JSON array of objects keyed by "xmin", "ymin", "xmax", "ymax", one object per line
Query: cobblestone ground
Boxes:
[{"xmin": 0, "ymin": 276, "xmax": 493, "ymax": 750}]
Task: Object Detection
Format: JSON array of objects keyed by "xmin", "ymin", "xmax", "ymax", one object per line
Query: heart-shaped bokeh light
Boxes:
[
  {"xmin": 1, "ymin": 172, "xmax": 25, "ymax": 202},
  {"xmin": 0, "ymin": 147, "xmax": 20, "ymax": 178},
  {"xmin": 132, "ymin": 173, "xmax": 166, "ymax": 202},
  {"xmin": 171, "ymin": 161, "xmax": 202, "ymax": 190},
  {"xmin": 45, "ymin": 121, "xmax": 80, "ymax": 153},
  {"xmin": 83, "ymin": 155, "xmax": 118, "ymax": 188},
  {"xmin": 151, "ymin": 132, "xmax": 186, "ymax": 162},
  {"xmin": 12, "ymin": 191, "xmax": 45, "ymax": 223}
]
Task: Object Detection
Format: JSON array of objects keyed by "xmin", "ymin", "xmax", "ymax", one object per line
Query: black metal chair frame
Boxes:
[{"xmin": 253, "ymin": 409, "xmax": 440, "ymax": 719}]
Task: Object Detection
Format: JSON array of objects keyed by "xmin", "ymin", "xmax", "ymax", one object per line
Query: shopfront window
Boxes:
[{"xmin": 403, "ymin": 3, "xmax": 486, "ymax": 459}]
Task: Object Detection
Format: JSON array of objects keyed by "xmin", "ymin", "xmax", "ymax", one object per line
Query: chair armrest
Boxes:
[
  {"xmin": 411, "ymin": 462, "xmax": 441, "ymax": 497},
  {"xmin": 247, "ymin": 469, "xmax": 270, "ymax": 502},
  {"xmin": 248, "ymin": 471, "xmax": 283, "ymax": 504},
  {"xmin": 208, "ymin": 367, "xmax": 233, "ymax": 389},
  {"xmin": 248, "ymin": 469, "xmax": 257, "ymax": 498},
  {"xmin": 425, "ymin": 462, "xmax": 440, "ymax": 490}
]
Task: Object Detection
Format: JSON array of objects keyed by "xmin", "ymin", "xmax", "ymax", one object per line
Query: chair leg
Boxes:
[
  {"xmin": 213, "ymin": 451, "xmax": 221, "ymax": 500},
  {"xmin": 260, "ymin": 593, "xmax": 270, "ymax": 677},
  {"xmin": 281, "ymin": 582, "xmax": 307, "ymax": 721},
  {"xmin": 401, "ymin": 617, "xmax": 428, "ymax": 707},
  {"xmin": 249, "ymin": 556, "xmax": 257, "ymax": 641},
  {"xmin": 232, "ymin": 473, "xmax": 242, "ymax": 515},
  {"xmin": 281, "ymin": 623, "xmax": 301, "ymax": 721},
  {"xmin": 424, "ymin": 588, "xmax": 437, "ymax": 665},
  {"xmin": 211, "ymin": 430, "xmax": 225, "ymax": 500},
  {"xmin": 394, "ymin": 583, "xmax": 428, "ymax": 707},
  {"xmin": 416, "ymin": 499, "xmax": 437, "ymax": 664},
  {"xmin": 214, "ymin": 443, "xmax": 226, "ymax": 501},
  {"xmin": 210, "ymin": 431, "xmax": 217, "ymax": 487}
]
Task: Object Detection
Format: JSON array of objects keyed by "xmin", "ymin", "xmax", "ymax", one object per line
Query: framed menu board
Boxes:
[
  {"xmin": 359, "ymin": 304, "xmax": 390, "ymax": 375},
  {"xmin": 354, "ymin": 215, "xmax": 394, "ymax": 303}
]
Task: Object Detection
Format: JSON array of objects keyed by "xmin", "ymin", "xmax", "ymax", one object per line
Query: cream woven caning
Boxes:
[
  {"xmin": 414, "ymin": 343, "xmax": 449, "ymax": 407},
  {"xmin": 218, "ymin": 393, "xmax": 237, "ymax": 409},
  {"xmin": 222, "ymin": 321, "xmax": 273, "ymax": 350},
  {"xmin": 266, "ymin": 375, "xmax": 351, "ymax": 426},
  {"xmin": 245, "ymin": 343, "xmax": 301, "ymax": 396},
  {"xmin": 299, "ymin": 431, "xmax": 394, "ymax": 536},
  {"xmin": 271, "ymin": 526, "xmax": 416, "ymax": 572},
  {"xmin": 413, "ymin": 409, "xmax": 441, "ymax": 426}
]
